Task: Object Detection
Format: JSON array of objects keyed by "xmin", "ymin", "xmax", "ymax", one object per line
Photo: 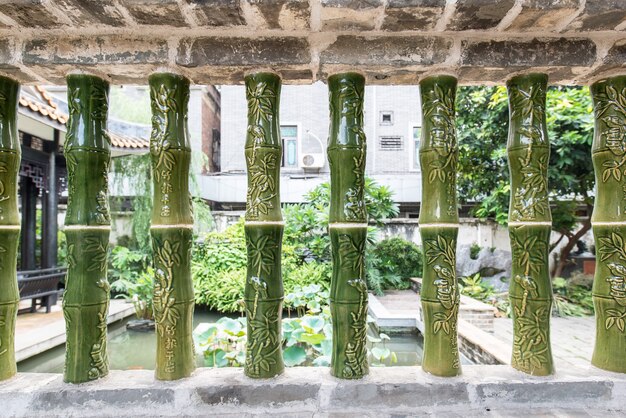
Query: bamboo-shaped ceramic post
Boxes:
[
  {"xmin": 243, "ymin": 73, "xmax": 284, "ymax": 378},
  {"xmin": 63, "ymin": 74, "xmax": 112, "ymax": 383},
  {"xmin": 419, "ymin": 75, "xmax": 461, "ymax": 377},
  {"xmin": 328, "ymin": 73, "xmax": 369, "ymax": 379},
  {"xmin": 149, "ymin": 73, "xmax": 195, "ymax": 380},
  {"xmin": 590, "ymin": 76, "xmax": 626, "ymax": 373},
  {"xmin": 506, "ymin": 73, "xmax": 554, "ymax": 376},
  {"xmin": 0, "ymin": 77, "xmax": 20, "ymax": 381}
]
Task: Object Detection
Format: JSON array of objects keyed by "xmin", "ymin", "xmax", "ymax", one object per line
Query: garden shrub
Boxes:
[{"xmin": 367, "ymin": 237, "xmax": 423, "ymax": 294}]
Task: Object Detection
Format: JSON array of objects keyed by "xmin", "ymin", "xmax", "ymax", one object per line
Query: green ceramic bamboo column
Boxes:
[
  {"xmin": 63, "ymin": 74, "xmax": 111, "ymax": 383},
  {"xmin": 0, "ymin": 77, "xmax": 20, "ymax": 381},
  {"xmin": 419, "ymin": 75, "xmax": 461, "ymax": 377},
  {"xmin": 149, "ymin": 73, "xmax": 195, "ymax": 380},
  {"xmin": 590, "ymin": 76, "xmax": 626, "ymax": 373},
  {"xmin": 506, "ymin": 73, "xmax": 554, "ymax": 376},
  {"xmin": 243, "ymin": 72, "xmax": 284, "ymax": 378},
  {"xmin": 328, "ymin": 73, "xmax": 369, "ymax": 379}
]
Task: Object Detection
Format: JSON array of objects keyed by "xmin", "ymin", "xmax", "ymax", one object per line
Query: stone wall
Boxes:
[
  {"xmin": 1, "ymin": 366, "xmax": 624, "ymax": 416},
  {"xmin": 0, "ymin": 1, "xmax": 624, "ymax": 86}
]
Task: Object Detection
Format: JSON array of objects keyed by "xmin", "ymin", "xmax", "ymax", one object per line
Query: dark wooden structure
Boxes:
[{"xmin": 17, "ymin": 267, "xmax": 66, "ymax": 313}]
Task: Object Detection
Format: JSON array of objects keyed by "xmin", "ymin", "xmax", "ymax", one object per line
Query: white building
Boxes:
[{"xmin": 200, "ymin": 82, "xmax": 423, "ymax": 216}]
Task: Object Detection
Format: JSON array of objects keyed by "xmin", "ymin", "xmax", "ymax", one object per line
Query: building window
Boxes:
[
  {"xmin": 281, "ymin": 125, "xmax": 298, "ymax": 168},
  {"xmin": 379, "ymin": 136, "xmax": 403, "ymax": 150},
  {"xmin": 412, "ymin": 126, "xmax": 421, "ymax": 170},
  {"xmin": 380, "ymin": 111, "xmax": 394, "ymax": 126}
]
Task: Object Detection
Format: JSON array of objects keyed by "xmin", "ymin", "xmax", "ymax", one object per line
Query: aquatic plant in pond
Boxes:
[{"xmin": 193, "ymin": 285, "xmax": 398, "ymax": 368}]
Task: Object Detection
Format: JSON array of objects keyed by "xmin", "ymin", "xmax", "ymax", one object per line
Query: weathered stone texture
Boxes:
[
  {"xmin": 447, "ymin": 0, "xmax": 515, "ymax": 30},
  {"xmin": 22, "ymin": 35, "xmax": 169, "ymax": 84},
  {"xmin": 177, "ymin": 36, "xmax": 310, "ymax": 66},
  {"xmin": 321, "ymin": 35, "xmax": 452, "ymax": 65},
  {"xmin": 246, "ymin": 0, "xmax": 310, "ymax": 30},
  {"xmin": 184, "ymin": 0, "xmax": 245, "ymax": 26},
  {"xmin": 0, "ymin": 0, "xmax": 62, "ymax": 28},
  {"xmin": 0, "ymin": 38, "xmax": 36, "ymax": 82},
  {"xmin": 506, "ymin": 0, "xmax": 579, "ymax": 31},
  {"xmin": 381, "ymin": 0, "xmax": 446, "ymax": 31},
  {"xmin": 0, "ymin": 367, "xmax": 624, "ymax": 416},
  {"xmin": 23, "ymin": 36, "xmax": 169, "ymax": 65},
  {"xmin": 476, "ymin": 381, "xmax": 613, "ymax": 405},
  {"xmin": 320, "ymin": 0, "xmax": 384, "ymax": 30},
  {"xmin": 567, "ymin": 0, "xmax": 626, "ymax": 31},
  {"xmin": 329, "ymin": 380, "xmax": 470, "ymax": 409},
  {"xmin": 197, "ymin": 382, "xmax": 321, "ymax": 406},
  {"xmin": 55, "ymin": 0, "xmax": 127, "ymax": 27},
  {"xmin": 119, "ymin": 0, "xmax": 187, "ymax": 26},
  {"xmin": 460, "ymin": 38, "xmax": 596, "ymax": 67}
]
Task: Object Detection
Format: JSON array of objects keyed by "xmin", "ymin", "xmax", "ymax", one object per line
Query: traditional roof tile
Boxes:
[{"xmin": 19, "ymin": 86, "xmax": 147, "ymax": 150}]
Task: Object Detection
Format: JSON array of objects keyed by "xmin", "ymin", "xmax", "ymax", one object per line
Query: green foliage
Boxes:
[
  {"xmin": 457, "ymin": 86, "xmax": 594, "ymax": 276},
  {"xmin": 460, "ymin": 273, "xmax": 496, "ymax": 301},
  {"xmin": 459, "ymin": 272, "xmax": 593, "ymax": 318},
  {"xmin": 552, "ymin": 276, "xmax": 594, "ymax": 317},
  {"xmin": 111, "ymin": 154, "xmax": 153, "ymax": 253},
  {"xmin": 469, "ymin": 243, "xmax": 481, "ymax": 260},
  {"xmin": 109, "ymin": 245, "xmax": 151, "ymax": 292},
  {"xmin": 192, "ymin": 179, "xmax": 404, "ymax": 310},
  {"xmin": 365, "ymin": 237, "xmax": 423, "ymax": 295},
  {"xmin": 457, "ymin": 86, "xmax": 594, "ymax": 225},
  {"xmin": 57, "ymin": 230, "xmax": 67, "ymax": 268},
  {"xmin": 120, "ymin": 268, "xmax": 155, "ymax": 320},
  {"xmin": 284, "ymin": 178, "xmax": 399, "ymax": 262},
  {"xmin": 191, "ymin": 221, "xmax": 332, "ymax": 313},
  {"xmin": 193, "ymin": 285, "xmax": 396, "ymax": 368},
  {"xmin": 109, "ymin": 86, "xmax": 151, "ymax": 125}
]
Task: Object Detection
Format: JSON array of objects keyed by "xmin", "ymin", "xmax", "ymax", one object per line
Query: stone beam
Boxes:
[
  {"xmin": 0, "ymin": 0, "xmax": 622, "ymax": 85},
  {"xmin": 0, "ymin": 366, "xmax": 624, "ymax": 416}
]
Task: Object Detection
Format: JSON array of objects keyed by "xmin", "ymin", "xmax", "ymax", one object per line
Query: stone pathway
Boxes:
[
  {"xmin": 15, "ymin": 299, "xmax": 135, "ymax": 362},
  {"xmin": 493, "ymin": 316, "xmax": 595, "ymax": 369},
  {"xmin": 372, "ymin": 289, "xmax": 597, "ymax": 368}
]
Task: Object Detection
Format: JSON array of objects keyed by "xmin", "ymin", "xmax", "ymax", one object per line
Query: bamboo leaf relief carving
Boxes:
[
  {"xmin": 425, "ymin": 236, "xmax": 460, "ymax": 367},
  {"xmin": 423, "ymin": 83, "xmax": 458, "ymax": 188},
  {"xmin": 342, "ymin": 278, "xmax": 368, "ymax": 379},
  {"xmin": 150, "ymin": 84, "xmax": 180, "ymax": 218},
  {"xmin": 328, "ymin": 73, "xmax": 369, "ymax": 379},
  {"xmin": 506, "ymin": 74, "xmax": 554, "ymax": 376},
  {"xmin": 247, "ymin": 81, "xmax": 276, "ymax": 123},
  {"xmin": 593, "ymin": 84, "xmax": 626, "ymax": 188},
  {"xmin": 338, "ymin": 234, "xmax": 366, "ymax": 273},
  {"xmin": 149, "ymin": 73, "xmax": 195, "ymax": 381},
  {"xmin": 418, "ymin": 76, "xmax": 461, "ymax": 377},
  {"xmin": 0, "ymin": 313, "xmax": 6, "ymax": 357},
  {"xmin": 246, "ymin": 153, "xmax": 278, "ymax": 220},
  {"xmin": 88, "ymin": 307, "xmax": 109, "ymax": 380},
  {"xmin": 512, "ymin": 307, "xmax": 550, "ymax": 372},
  {"xmin": 244, "ymin": 73, "xmax": 285, "ymax": 378},
  {"xmin": 62, "ymin": 74, "xmax": 112, "ymax": 384}
]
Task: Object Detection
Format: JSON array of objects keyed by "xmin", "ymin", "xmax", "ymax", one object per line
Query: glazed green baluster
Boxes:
[
  {"xmin": 63, "ymin": 75, "xmax": 111, "ymax": 383},
  {"xmin": 149, "ymin": 73, "xmax": 195, "ymax": 381},
  {"xmin": 590, "ymin": 76, "xmax": 626, "ymax": 373},
  {"xmin": 506, "ymin": 73, "xmax": 554, "ymax": 376},
  {"xmin": 0, "ymin": 77, "xmax": 20, "ymax": 381},
  {"xmin": 419, "ymin": 75, "xmax": 461, "ymax": 377},
  {"xmin": 243, "ymin": 72, "xmax": 285, "ymax": 378},
  {"xmin": 328, "ymin": 73, "xmax": 369, "ymax": 379}
]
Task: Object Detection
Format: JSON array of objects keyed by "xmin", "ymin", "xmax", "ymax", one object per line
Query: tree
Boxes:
[{"xmin": 456, "ymin": 86, "xmax": 594, "ymax": 278}]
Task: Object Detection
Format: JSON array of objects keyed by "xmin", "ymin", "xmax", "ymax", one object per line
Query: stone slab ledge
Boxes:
[{"xmin": 0, "ymin": 365, "xmax": 624, "ymax": 417}]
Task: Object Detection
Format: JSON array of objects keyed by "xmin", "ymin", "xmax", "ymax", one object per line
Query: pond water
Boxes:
[{"xmin": 17, "ymin": 309, "xmax": 447, "ymax": 373}]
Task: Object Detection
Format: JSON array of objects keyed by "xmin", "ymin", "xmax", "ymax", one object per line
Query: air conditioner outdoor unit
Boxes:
[{"xmin": 300, "ymin": 153, "xmax": 325, "ymax": 169}]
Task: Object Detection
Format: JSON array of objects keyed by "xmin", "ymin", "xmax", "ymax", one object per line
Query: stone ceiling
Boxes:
[{"xmin": 0, "ymin": 0, "xmax": 625, "ymax": 85}]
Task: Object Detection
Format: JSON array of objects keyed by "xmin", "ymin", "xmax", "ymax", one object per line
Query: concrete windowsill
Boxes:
[{"xmin": 1, "ymin": 365, "xmax": 624, "ymax": 417}]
